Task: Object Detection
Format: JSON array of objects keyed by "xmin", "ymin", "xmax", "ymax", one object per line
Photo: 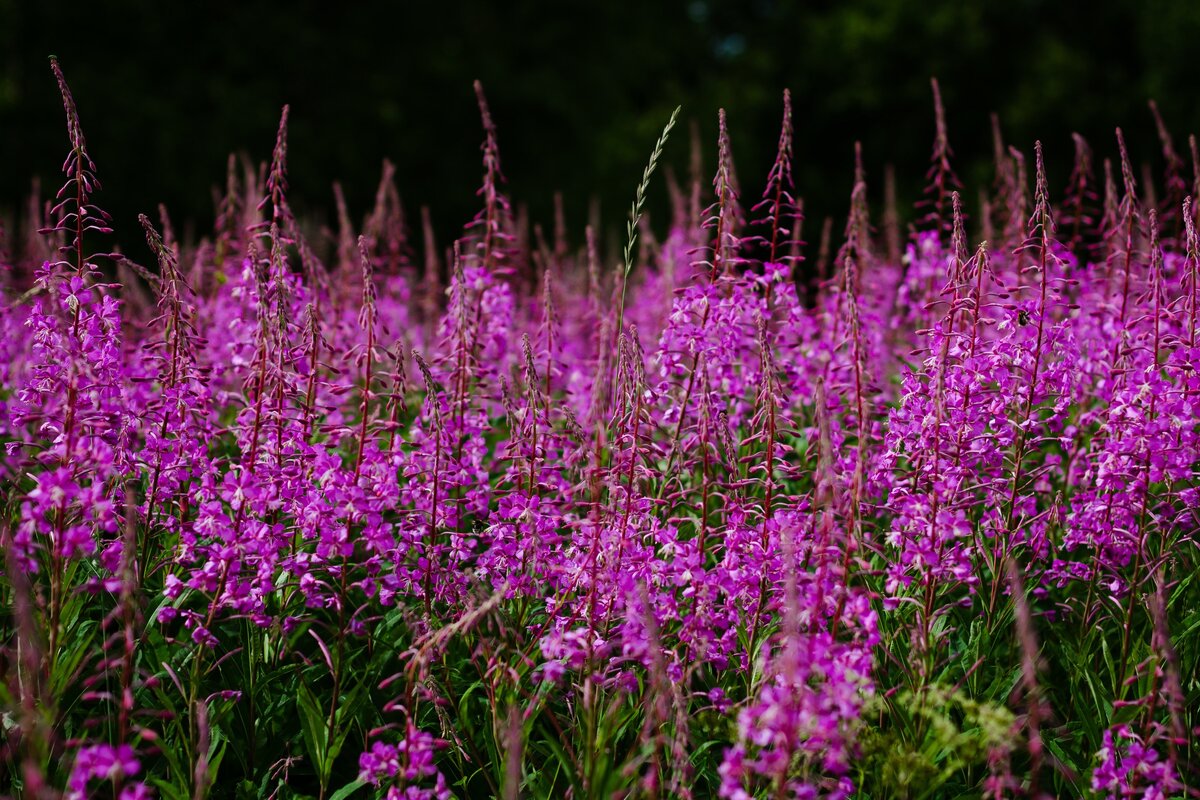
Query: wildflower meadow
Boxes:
[{"xmin": 0, "ymin": 60, "xmax": 1197, "ymax": 799}]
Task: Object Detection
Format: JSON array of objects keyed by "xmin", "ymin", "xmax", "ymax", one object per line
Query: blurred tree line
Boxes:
[{"xmin": 1, "ymin": 0, "xmax": 1198, "ymax": 263}]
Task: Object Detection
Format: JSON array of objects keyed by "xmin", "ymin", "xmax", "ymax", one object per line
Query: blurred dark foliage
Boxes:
[{"xmin": 1, "ymin": 0, "xmax": 1198, "ymax": 262}]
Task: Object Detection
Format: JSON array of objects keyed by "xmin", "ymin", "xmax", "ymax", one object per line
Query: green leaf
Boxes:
[
  {"xmin": 328, "ymin": 681, "xmax": 364, "ymax": 767},
  {"xmin": 207, "ymin": 727, "xmax": 229, "ymax": 778},
  {"xmin": 1041, "ymin": 735, "xmax": 1082, "ymax": 794},
  {"xmin": 328, "ymin": 778, "xmax": 367, "ymax": 800},
  {"xmin": 151, "ymin": 776, "xmax": 192, "ymax": 800},
  {"xmin": 296, "ymin": 679, "xmax": 329, "ymax": 776},
  {"xmin": 49, "ymin": 618, "xmax": 97, "ymax": 699}
]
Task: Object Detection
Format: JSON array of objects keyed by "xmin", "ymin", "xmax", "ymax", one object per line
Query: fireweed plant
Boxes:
[{"xmin": 0, "ymin": 62, "xmax": 1198, "ymax": 800}]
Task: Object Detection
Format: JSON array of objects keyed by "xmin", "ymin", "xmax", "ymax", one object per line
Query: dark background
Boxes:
[{"xmin": 2, "ymin": 0, "xmax": 1199, "ymax": 262}]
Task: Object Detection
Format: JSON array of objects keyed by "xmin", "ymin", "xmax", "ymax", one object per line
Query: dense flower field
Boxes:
[{"xmin": 1, "ymin": 61, "xmax": 1198, "ymax": 799}]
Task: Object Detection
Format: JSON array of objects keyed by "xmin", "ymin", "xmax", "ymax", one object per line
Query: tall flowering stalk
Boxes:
[
  {"xmin": 137, "ymin": 214, "xmax": 211, "ymax": 572},
  {"xmin": 1061, "ymin": 132, "xmax": 1097, "ymax": 261},
  {"xmin": 469, "ymin": 81, "xmax": 513, "ymax": 276},
  {"xmin": 750, "ymin": 90, "xmax": 802, "ymax": 320},
  {"xmin": 918, "ymin": 78, "xmax": 962, "ymax": 238},
  {"xmin": 14, "ymin": 59, "xmax": 129, "ymax": 668}
]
